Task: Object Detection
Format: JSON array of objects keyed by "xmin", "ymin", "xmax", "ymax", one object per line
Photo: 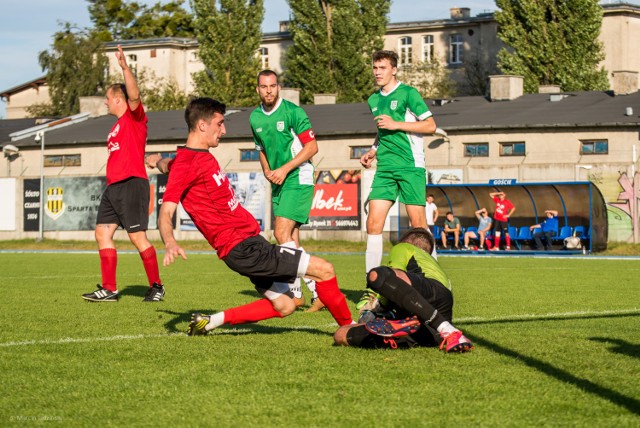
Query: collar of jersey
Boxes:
[
  {"xmin": 180, "ymin": 145, "xmax": 210, "ymax": 153},
  {"xmin": 260, "ymin": 97, "xmax": 283, "ymax": 116},
  {"xmin": 380, "ymin": 81, "xmax": 402, "ymax": 97}
]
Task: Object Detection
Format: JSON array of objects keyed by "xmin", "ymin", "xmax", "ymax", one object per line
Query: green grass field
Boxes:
[{"xmin": 0, "ymin": 251, "xmax": 638, "ymax": 426}]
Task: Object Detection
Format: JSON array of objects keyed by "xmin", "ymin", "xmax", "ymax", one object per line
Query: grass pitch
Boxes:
[{"xmin": 0, "ymin": 251, "xmax": 638, "ymax": 426}]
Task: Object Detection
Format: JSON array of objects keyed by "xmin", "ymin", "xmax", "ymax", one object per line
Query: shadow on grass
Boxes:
[
  {"xmin": 464, "ymin": 331, "xmax": 640, "ymax": 416},
  {"xmin": 589, "ymin": 337, "xmax": 640, "ymax": 359},
  {"xmin": 156, "ymin": 309, "xmax": 330, "ymax": 337},
  {"xmin": 118, "ymin": 284, "xmax": 151, "ymax": 298}
]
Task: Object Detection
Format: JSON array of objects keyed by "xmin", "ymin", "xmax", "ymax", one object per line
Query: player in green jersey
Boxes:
[
  {"xmin": 333, "ymin": 228, "xmax": 473, "ymax": 352},
  {"xmin": 358, "ymin": 50, "xmax": 438, "ymax": 310},
  {"xmin": 250, "ymin": 70, "xmax": 325, "ymax": 312}
]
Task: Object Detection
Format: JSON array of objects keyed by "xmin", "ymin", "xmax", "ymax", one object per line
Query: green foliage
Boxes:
[
  {"xmin": 35, "ymin": 23, "xmax": 109, "ymax": 117},
  {"xmin": 284, "ymin": 0, "xmax": 389, "ymax": 104},
  {"xmin": 136, "ymin": 71, "xmax": 190, "ymax": 111},
  {"xmin": 87, "ymin": 0, "xmax": 195, "ymax": 41},
  {"xmin": 191, "ymin": 0, "xmax": 264, "ymax": 107},
  {"xmin": 0, "ymin": 253, "xmax": 639, "ymax": 425},
  {"xmin": 398, "ymin": 59, "xmax": 455, "ymax": 99},
  {"xmin": 496, "ymin": 0, "xmax": 609, "ymax": 93}
]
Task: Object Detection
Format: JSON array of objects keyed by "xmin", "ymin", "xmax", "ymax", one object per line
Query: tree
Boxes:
[
  {"xmin": 495, "ymin": 0, "xmax": 609, "ymax": 93},
  {"xmin": 461, "ymin": 46, "xmax": 498, "ymax": 96},
  {"xmin": 136, "ymin": 71, "xmax": 190, "ymax": 111},
  {"xmin": 87, "ymin": 0, "xmax": 194, "ymax": 41},
  {"xmin": 284, "ymin": 0, "xmax": 389, "ymax": 104},
  {"xmin": 191, "ymin": 0, "xmax": 264, "ymax": 107},
  {"xmin": 397, "ymin": 60, "xmax": 455, "ymax": 99},
  {"xmin": 32, "ymin": 23, "xmax": 109, "ymax": 117}
]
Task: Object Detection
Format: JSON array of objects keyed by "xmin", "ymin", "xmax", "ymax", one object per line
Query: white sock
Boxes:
[
  {"xmin": 366, "ymin": 234, "xmax": 383, "ymax": 273},
  {"xmin": 436, "ymin": 321, "xmax": 457, "ymax": 336},
  {"xmin": 204, "ymin": 312, "xmax": 225, "ymax": 331},
  {"xmin": 298, "ymin": 246, "xmax": 318, "ymax": 298}
]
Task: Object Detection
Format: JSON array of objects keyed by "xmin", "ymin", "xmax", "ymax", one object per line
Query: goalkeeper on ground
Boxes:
[{"xmin": 334, "ymin": 228, "xmax": 473, "ymax": 352}]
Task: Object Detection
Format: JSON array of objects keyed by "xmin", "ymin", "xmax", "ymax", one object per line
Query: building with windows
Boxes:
[{"xmin": 2, "ymin": 3, "xmax": 640, "ymax": 119}]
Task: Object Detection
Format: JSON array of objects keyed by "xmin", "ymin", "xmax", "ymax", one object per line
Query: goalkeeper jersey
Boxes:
[
  {"xmin": 250, "ymin": 98, "xmax": 315, "ymax": 187},
  {"xmin": 387, "ymin": 243, "xmax": 451, "ymax": 289},
  {"xmin": 368, "ymin": 82, "xmax": 432, "ymax": 171}
]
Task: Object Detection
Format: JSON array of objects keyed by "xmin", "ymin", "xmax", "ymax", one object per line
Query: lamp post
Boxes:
[
  {"xmin": 575, "ymin": 164, "xmax": 593, "ymax": 182},
  {"xmin": 36, "ymin": 131, "xmax": 45, "ymax": 242}
]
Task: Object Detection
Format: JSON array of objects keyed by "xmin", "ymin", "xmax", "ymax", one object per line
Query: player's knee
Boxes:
[
  {"xmin": 367, "ymin": 266, "xmax": 393, "ymax": 292},
  {"xmin": 312, "ymin": 257, "xmax": 335, "ymax": 281},
  {"xmin": 275, "ymin": 297, "xmax": 296, "ymax": 317},
  {"xmin": 333, "ymin": 325, "xmax": 351, "ymax": 346}
]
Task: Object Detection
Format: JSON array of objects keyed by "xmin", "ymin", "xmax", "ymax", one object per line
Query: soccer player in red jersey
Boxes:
[
  {"xmin": 146, "ymin": 98, "xmax": 353, "ymax": 334},
  {"xmin": 82, "ymin": 45, "xmax": 164, "ymax": 303},
  {"xmin": 489, "ymin": 191, "xmax": 516, "ymax": 250}
]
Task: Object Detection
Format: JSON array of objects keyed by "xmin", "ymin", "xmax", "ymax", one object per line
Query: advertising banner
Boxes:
[
  {"xmin": 23, "ymin": 176, "xmax": 164, "ymax": 231},
  {"xmin": 304, "ymin": 170, "xmax": 362, "ymax": 230}
]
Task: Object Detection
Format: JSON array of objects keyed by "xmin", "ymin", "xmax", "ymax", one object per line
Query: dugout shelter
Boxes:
[{"xmin": 395, "ymin": 182, "xmax": 607, "ymax": 253}]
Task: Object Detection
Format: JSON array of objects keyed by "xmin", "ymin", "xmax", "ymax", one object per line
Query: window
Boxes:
[
  {"xmin": 449, "ymin": 34, "xmax": 463, "ymax": 64},
  {"xmin": 422, "ymin": 35, "xmax": 434, "ymax": 63},
  {"xmin": 44, "ymin": 154, "xmax": 81, "ymax": 167},
  {"xmin": 580, "ymin": 139, "xmax": 608, "ymax": 155},
  {"xmin": 464, "ymin": 143, "xmax": 488, "ymax": 157},
  {"xmin": 500, "ymin": 142, "xmax": 526, "ymax": 156},
  {"xmin": 150, "ymin": 49, "xmax": 157, "ymax": 58},
  {"xmin": 399, "ymin": 37, "xmax": 412, "ymax": 66},
  {"xmin": 258, "ymin": 47, "xmax": 269, "ymax": 69},
  {"xmin": 240, "ymin": 149, "xmax": 260, "ymax": 162},
  {"xmin": 350, "ymin": 146, "xmax": 372, "ymax": 160}
]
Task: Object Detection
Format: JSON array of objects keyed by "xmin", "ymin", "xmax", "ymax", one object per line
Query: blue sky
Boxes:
[{"xmin": 0, "ymin": 0, "xmax": 497, "ymax": 118}]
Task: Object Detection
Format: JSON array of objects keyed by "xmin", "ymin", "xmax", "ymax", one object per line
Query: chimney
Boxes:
[
  {"xmin": 79, "ymin": 96, "xmax": 108, "ymax": 117},
  {"xmin": 538, "ymin": 85, "xmax": 562, "ymax": 94},
  {"xmin": 611, "ymin": 70, "xmax": 639, "ymax": 95},
  {"xmin": 450, "ymin": 8, "xmax": 471, "ymax": 19},
  {"xmin": 313, "ymin": 94, "xmax": 337, "ymax": 105},
  {"xmin": 279, "ymin": 21, "xmax": 290, "ymax": 32},
  {"xmin": 280, "ymin": 88, "xmax": 300, "ymax": 106},
  {"xmin": 489, "ymin": 75, "xmax": 524, "ymax": 101}
]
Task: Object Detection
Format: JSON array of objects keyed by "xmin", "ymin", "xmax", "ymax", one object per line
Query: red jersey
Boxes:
[
  {"xmin": 106, "ymin": 103, "xmax": 149, "ymax": 185},
  {"xmin": 493, "ymin": 197, "xmax": 515, "ymax": 222},
  {"xmin": 162, "ymin": 146, "xmax": 261, "ymax": 258}
]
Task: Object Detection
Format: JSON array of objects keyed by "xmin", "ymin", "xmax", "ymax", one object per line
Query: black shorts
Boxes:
[
  {"xmin": 97, "ymin": 177, "xmax": 150, "ymax": 233},
  {"xmin": 346, "ymin": 324, "xmax": 439, "ymax": 349},
  {"xmin": 493, "ymin": 220, "xmax": 509, "ymax": 233},
  {"xmin": 223, "ymin": 235, "xmax": 303, "ymax": 290}
]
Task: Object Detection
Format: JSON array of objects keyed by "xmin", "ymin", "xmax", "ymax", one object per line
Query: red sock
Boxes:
[
  {"xmin": 99, "ymin": 248, "xmax": 117, "ymax": 291},
  {"xmin": 316, "ymin": 277, "xmax": 353, "ymax": 326},
  {"xmin": 139, "ymin": 246, "xmax": 161, "ymax": 286},
  {"xmin": 224, "ymin": 299, "xmax": 283, "ymax": 325},
  {"xmin": 505, "ymin": 235, "xmax": 511, "ymax": 248},
  {"xmin": 494, "ymin": 235, "xmax": 501, "ymax": 248}
]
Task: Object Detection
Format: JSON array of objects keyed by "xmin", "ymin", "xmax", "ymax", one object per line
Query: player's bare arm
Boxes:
[
  {"xmin": 374, "ymin": 115, "xmax": 437, "ymax": 134},
  {"xmin": 158, "ymin": 201, "xmax": 187, "ymax": 266},
  {"xmin": 116, "ymin": 44, "xmax": 141, "ymax": 111},
  {"xmin": 270, "ymin": 138, "xmax": 318, "ymax": 186}
]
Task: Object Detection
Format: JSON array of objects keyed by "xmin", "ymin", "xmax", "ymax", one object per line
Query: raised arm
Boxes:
[{"xmin": 115, "ymin": 44, "xmax": 141, "ymax": 111}]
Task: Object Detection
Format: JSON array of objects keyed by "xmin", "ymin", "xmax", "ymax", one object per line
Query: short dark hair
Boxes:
[
  {"xmin": 399, "ymin": 227, "xmax": 434, "ymax": 255},
  {"xmin": 372, "ymin": 50, "xmax": 398, "ymax": 68},
  {"xmin": 446, "ymin": 211, "xmax": 453, "ymax": 216},
  {"xmin": 257, "ymin": 69, "xmax": 278, "ymax": 86},
  {"xmin": 108, "ymin": 83, "xmax": 128, "ymax": 100},
  {"xmin": 185, "ymin": 98, "xmax": 226, "ymax": 132}
]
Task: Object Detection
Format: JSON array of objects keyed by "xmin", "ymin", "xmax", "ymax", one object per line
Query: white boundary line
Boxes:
[{"xmin": 1, "ymin": 308, "xmax": 638, "ymax": 348}]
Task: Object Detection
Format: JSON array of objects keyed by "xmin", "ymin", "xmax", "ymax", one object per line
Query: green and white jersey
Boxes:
[
  {"xmin": 368, "ymin": 82, "xmax": 432, "ymax": 171},
  {"xmin": 387, "ymin": 243, "xmax": 451, "ymax": 289},
  {"xmin": 250, "ymin": 98, "xmax": 315, "ymax": 187}
]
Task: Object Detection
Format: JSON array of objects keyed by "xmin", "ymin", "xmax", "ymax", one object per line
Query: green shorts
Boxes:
[
  {"xmin": 369, "ymin": 168, "xmax": 426, "ymax": 205},
  {"xmin": 272, "ymin": 183, "xmax": 314, "ymax": 224}
]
